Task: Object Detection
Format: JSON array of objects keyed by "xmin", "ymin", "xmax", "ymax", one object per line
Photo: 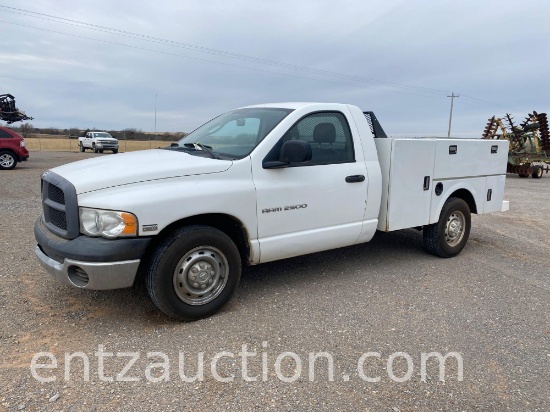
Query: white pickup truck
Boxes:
[
  {"xmin": 35, "ymin": 103, "xmax": 509, "ymax": 320},
  {"xmin": 78, "ymin": 131, "xmax": 119, "ymax": 154}
]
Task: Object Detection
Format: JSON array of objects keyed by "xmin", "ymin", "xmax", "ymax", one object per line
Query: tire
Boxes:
[
  {"xmin": 146, "ymin": 225, "xmax": 241, "ymax": 321},
  {"xmin": 99, "ymin": 149, "xmax": 104, "ymax": 153},
  {"xmin": 518, "ymin": 173, "xmax": 529, "ymax": 178},
  {"xmin": 423, "ymin": 197, "xmax": 471, "ymax": 258},
  {"xmin": 93, "ymin": 145, "xmax": 99, "ymax": 153},
  {"xmin": 532, "ymin": 166, "xmax": 543, "ymax": 179},
  {"xmin": 0, "ymin": 150, "xmax": 17, "ymax": 170},
  {"xmin": 79, "ymin": 143, "xmax": 85, "ymax": 152},
  {"xmin": 113, "ymin": 149, "xmax": 118, "ymax": 154}
]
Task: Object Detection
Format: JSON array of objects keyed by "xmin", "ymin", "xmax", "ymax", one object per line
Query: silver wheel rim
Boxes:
[
  {"xmin": 0, "ymin": 153, "xmax": 14, "ymax": 168},
  {"xmin": 173, "ymin": 246, "xmax": 228, "ymax": 305},
  {"xmin": 445, "ymin": 211, "xmax": 465, "ymax": 247}
]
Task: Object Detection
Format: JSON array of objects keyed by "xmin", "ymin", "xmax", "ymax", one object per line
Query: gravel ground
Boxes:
[{"xmin": 0, "ymin": 151, "xmax": 548, "ymax": 411}]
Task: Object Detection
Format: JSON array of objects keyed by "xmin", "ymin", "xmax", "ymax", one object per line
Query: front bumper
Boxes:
[
  {"xmin": 34, "ymin": 217, "xmax": 151, "ymax": 290},
  {"xmin": 18, "ymin": 150, "xmax": 29, "ymax": 161},
  {"xmin": 35, "ymin": 245, "xmax": 140, "ymax": 289}
]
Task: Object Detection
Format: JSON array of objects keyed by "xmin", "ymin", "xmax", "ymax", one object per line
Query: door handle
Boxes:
[{"xmin": 345, "ymin": 175, "xmax": 365, "ymax": 183}]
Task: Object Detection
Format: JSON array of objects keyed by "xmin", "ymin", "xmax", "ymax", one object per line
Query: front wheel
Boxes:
[
  {"xmin": 145, "ymin": 225, "xmax": 241, "ymax": 321},
  {"xmin": 112, "ymin": 149, "xmax": 118, "ymax": 154},
  {"xmin": 79, "ymin": 143, "xmax": 85, "ymax": 152},
  {"xmin": 423, "ymin": 197, "xmax": 471, "ymax": 258}
]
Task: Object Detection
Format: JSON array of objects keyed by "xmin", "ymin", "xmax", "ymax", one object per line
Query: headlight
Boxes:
[{"xmin": 79, "ymin": 207, "xmax": 138, "ymax": 238}]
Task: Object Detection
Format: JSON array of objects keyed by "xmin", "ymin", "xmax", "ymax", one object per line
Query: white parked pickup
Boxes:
[
  {"xmin": 35, "ymin": 103, "xmax": 509, "ymax": 320},
  {"xmin": 78, "ymin": 131, "xmax": 119, "ymax": 154}
]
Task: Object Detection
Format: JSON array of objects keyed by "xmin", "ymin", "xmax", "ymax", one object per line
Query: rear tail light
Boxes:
[{"xmin": 20, "ymin": 140, "xmax": 26, "ymax": 147}]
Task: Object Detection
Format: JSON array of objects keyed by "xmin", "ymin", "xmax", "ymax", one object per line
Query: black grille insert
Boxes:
[
  {"xmin": 47, "ymin": 183, "xmax": 65, "ymax": 205},
  {"xmin": 48, "ymin": 207, "xmax": 67, "ymax": 231}
]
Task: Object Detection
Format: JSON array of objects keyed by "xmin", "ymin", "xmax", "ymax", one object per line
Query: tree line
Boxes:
[{"xmin": 8, "ymin": 123, "xmax": 187, "ymax": 142}]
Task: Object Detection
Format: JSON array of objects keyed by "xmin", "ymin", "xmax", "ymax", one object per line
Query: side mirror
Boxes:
[
  {"xmin": 263, "ymin": 140, "xmax": 312, "ymax": 169},
  {"xmin": 170, "ymin": 142, "xmax": 179, "ymax": 147},
  {"xmin": 280, "ymin": 140, "xmax": 312, "ymax": 163}
]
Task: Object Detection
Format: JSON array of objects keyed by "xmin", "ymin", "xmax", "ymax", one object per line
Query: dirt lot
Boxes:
[{"xmin": 0, "ymin": 151, "xmax": 548, "ymax": 411}]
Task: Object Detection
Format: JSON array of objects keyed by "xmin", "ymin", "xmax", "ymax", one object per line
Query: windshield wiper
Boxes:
[{"xmin": 183, "ymin": 142, "xmax": 219, "ymax": 159}]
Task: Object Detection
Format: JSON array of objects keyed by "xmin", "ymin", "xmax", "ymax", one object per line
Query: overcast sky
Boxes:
[{"xmin": 1, "ymin": 0, "xmax": 549, "ymax": 136}]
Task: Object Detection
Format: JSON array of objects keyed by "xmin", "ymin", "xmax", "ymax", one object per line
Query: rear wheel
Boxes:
[
  {"xmin": 423, "ymin": 197, "xmax": 471, "ymax": 258},
  {"xmin": 519, "ymin": 173, "xmax": 529, "ymax": 178},
  {"xmin": 0, "ymin": 150, "xmax": 17, "ymax": 170},
  {"xmin": 146, "ymin": 225, "xmax": 241, "ymax": 321},
  {"xmin": 532, "ymin": 166, "xmax": 543, "ymax": 179}
]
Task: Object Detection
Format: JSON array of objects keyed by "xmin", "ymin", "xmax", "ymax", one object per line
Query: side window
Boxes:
[
  {"xmin": 0, "ymin": 129, "xmax": 13, "ymax": 138},
  {"xmin": 266, "ymin": 112, "xmax": 355, "ymax": 165}
]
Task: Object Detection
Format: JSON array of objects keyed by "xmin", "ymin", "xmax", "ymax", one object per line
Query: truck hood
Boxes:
[{"xmin": 51, "ymin": 149, "xmax": 233, "ymax": 194}]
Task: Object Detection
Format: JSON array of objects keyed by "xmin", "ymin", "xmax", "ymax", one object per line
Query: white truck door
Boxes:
[{"xmin": 251, "ymin": 110, "xmax": 368, "ymax": 263}]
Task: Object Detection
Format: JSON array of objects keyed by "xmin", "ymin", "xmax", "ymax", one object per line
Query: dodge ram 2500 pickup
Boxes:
[
  {"xmin": 78, "ymin": 131, "xmax": 118, "ymax": 153},
  {"xmin": 34, "ymin": 103, "xmax": 510, "ymax": 320}
]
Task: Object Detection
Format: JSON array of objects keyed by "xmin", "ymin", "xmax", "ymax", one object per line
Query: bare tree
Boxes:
[
  {"xmin": 122, "ymin": 128, "xmax": 141, "ymax": 140},
  {"xmin": 68, "ymin": 128, "xmax": 80, "ymax": 139},
  {"xmin": 19, "ymin": 122, "xmax": 34, "ymax": 138},
  {"xmin": 43, "ymin": 127, "xmax": 60, "ymax": 135}
]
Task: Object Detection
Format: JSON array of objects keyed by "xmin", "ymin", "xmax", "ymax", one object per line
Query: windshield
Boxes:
[
  {"xmin": 94, "ymin": 133, "xmax": 113, "ymax": 138},
  {"xmin": 172, "ymin": 107, "xmax": 293, "ymax": 159}
]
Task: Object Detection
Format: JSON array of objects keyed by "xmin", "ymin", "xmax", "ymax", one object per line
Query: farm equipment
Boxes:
[
  {"xmin": 0, "ymin": 93, "xmax": 34, "ymax": 124},
  {"xmin": 482, "ymin": 111, "xmax": 550, "ymax": 178}
]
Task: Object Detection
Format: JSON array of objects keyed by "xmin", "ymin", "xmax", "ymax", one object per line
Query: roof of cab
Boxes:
[{"xmin": 241, "ymin": 102, "xmax": 347, "ymax": 110}]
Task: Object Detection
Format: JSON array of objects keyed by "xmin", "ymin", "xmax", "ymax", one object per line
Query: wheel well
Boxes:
[
  {"xmin": 449, "ymin": 189, "xmax": 477, "ymax": 214},
  {"xmin": 0, "ymin": 148, "xmax": 18, "ymax": 161},
  {"xmin": 153, "ymin": 214, "xmax": 251, "ymax": 264}
]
